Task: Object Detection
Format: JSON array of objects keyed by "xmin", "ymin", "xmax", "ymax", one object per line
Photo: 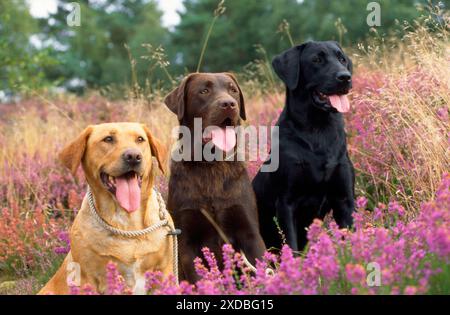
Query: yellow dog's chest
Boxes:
[
  {"xmin": 71, "ymin": 222, "xmax": 171, "ymax": 293},
  {"xmin": 74, "ymin": 220, "xmax": 169, "ymax": 263}
]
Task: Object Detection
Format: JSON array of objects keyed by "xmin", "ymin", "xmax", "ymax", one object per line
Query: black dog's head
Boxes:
[{"xmin": 272, "ymin": 41, "xmax": 353, "ymax": 113}]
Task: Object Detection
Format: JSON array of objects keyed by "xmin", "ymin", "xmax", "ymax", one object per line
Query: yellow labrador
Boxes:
[{"xmin": 39, "ymin": 123, "xmax": 175, "ymax": 294}]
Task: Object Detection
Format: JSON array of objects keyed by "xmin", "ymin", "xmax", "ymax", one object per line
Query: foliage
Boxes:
[
  {"xmin": 1, "ymin": 0, "xmax": 443, "ymax": 92},
  {"xmin": 0, "ymin": 0, "xmax": 56, "ymax": 93},
  {"xmin": 41, "ymin": 0, "xmax": 169, "ymax": 92},
  {"xmin": 171, "ymin": 0, "xmax": 310, "ymax": 73},
  {"xmin": 170, "ymin": 0, "xmax": 435, "ymax": 73}
]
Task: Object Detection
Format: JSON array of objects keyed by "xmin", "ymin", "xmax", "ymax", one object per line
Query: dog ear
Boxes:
[
  {"xmin": 164, "ymin": 74, "xmax": 196, "ymax": 122},
  {"xmin": 224, "ymin": 72, "xmax": 246, "ymax": 121},
  {"xmin": 59, "ymin": 126, "xmax": 93, "ymax": 176},
  {"xmin": 272, "ymin": 44, "xmax": 306, "ymax": 90},
  {"xmin": 142, "ymin": 125, "xmax": 167, "ymax": 174}
]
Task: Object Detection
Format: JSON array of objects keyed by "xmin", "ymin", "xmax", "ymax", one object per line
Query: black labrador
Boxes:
[{"xmin": 252, "ymin": 41, "xmax": 355, "ymax": 252}]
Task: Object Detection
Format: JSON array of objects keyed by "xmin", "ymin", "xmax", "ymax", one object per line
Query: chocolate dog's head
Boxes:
[
  {"xmin": 273, "ymin": 41, "xmax": 353, "ymax": 113},
  {"xmin": 165, "ymin": 73, "xmax": 246, "ymax": 151},
  {"xmin": 165, "ymin": 72, "xmax": 246, "ymax": 127}
]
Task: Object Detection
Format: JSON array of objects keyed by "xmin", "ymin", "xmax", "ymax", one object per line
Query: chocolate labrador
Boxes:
[
  {"xmin": 253, "ymin": 41, "xmax": 355, "ymax": 252},
  {"xmin": 164, "ymin": 73, "xmax": 266, "ymax": 283}
]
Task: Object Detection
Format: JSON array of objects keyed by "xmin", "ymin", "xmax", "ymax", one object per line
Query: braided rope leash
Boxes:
[
  {"xmin": 155, "ymin": 190, "xmax": 181, "ymax": 284},
  {"xmin": 86, "ymin": 187, "xmax": 181, "ymax": 284}
]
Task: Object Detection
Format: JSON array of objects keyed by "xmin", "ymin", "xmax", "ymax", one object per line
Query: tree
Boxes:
[
  {"xmin": 170, "ymin": 0, "xmax": 435, "ymax": 74},
  {"xmin": 297, "ymin": 0, "xmax": 432, "ymax": 45},
  {"xmin": 43, "ymin": 0, "xmax": 169, "ymax": 91},
  {"xmin": 170, "ymin": 0, "xmax": 305, "ymax": 73},
  {"xmin": 0, "ymin": 0, "xmax": 55, "ymax": 93}
]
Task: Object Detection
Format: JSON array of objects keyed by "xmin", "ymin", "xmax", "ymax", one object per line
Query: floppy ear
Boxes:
[
  {"xmin": 142, "ymin": 125, "xmax": 167, "ymax": 174},
  {"xmin": 59, "ymin": 126, "xmax": 93, "ymax": 176},
  {"xmin": 272, "ymin": 44, "xmax": 306, "ymax": 90},
  {"xmin": 164, "ymin": 74, "xmax": 196, "ymax": 122},
  {"xmin": 224, "ymin": 72, "xmax": 246, "ymax": 121}
]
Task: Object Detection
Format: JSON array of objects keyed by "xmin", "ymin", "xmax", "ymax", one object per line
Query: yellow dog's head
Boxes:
[{"xmin": 59, "ymin": 123, "xmax": 166, "ymax": 213}]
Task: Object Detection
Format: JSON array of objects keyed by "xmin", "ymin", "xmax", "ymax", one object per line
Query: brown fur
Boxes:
[
  {"xmin": 39, "ymin": 123, "xmax": 173, "ymax": 294},
  {"xmin": 164, "ymin": 73, "xmax": 266, "ymax": 283}
]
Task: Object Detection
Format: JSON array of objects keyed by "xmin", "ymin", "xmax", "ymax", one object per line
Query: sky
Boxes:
[{"xmin": 27, "ymin": 0, "xmax": 184, "ymax": 28}]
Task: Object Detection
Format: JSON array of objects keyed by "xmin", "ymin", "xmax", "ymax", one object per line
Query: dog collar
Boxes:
[
  {"xmin": 86, "ymin": 186, "xmax": 172, "ymax": 238},
  {"xmin": 86, "ymin": 186, "xmax": 181, "ymax": 284}
]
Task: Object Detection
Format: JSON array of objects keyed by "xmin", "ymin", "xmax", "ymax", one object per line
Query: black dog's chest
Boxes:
[
  {"xmin": 287, "ymin": 132, "xmax": 344, "ymax": 183},
  {"xmin": 297, "ymin": 151, "xmax": 339, "ymax": 182}
]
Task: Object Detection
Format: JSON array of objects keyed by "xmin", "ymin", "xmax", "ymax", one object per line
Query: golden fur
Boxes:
[{"xmin": 39, "ymin": 123, "xmax": 173, "ymax": 295}]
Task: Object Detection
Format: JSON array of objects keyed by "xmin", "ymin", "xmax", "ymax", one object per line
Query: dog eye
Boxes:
[
  {"xmin": 338, "ymin": 55, "xmax": 346, "ymax": 64},
  {"xmin": 103, "ymin": 136, "xmax": 114, "ymax": 143},
  {"xmin": 199, "ymin": 89, "xmax": 209, "ymax": 95},
  {"xmin": 230, "ymin": 86, "xmax": 238, "ymax": 93},
  {"xmin": 137, "ymin": 136, "xmax": 145, "ymax": 143},
  {"xmin": 312, "ymin": 56, "xmax": 322, "ymax": 64}
]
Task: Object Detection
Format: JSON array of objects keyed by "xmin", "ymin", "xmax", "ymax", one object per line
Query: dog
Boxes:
[
  {"xmin": 252, "ymin": 41, "xmax": 355, "ymax": 252},
  {"xmin": 164, "ymin": 73, "xmax": 266, "ymax": 283},
  {"xmin": 39, "ymin": 123, "xmax": 174, "ymax": 294}
]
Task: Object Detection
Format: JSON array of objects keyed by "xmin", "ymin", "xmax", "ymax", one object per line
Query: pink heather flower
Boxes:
[
  {"xmin": 391, "ymin": 287, "xmax": 400, "ymax": 295},
  {"xmin": 178, "ymin": 281, "xmax": 195, "ymax": 295},
  {"xmin": 307, "ymin": 219, "xmax": 323, "ymax": 242},
  {"xmin": 69, "ymin": 283, "xmax": 81, "ymax": 295},
  {"xmin": 54, "ymin": 230, "xmax": 71, "ymax": 254},
  {"xmin": 352, "ymin": 211, "xmax": 365, "ymax": 230},
  {"xmin": 404, "ymin": 286, "xmax": 418, "ymax": 295},
  {"xmin": 54, "ymin": 246, "xmax": 69, "ymax": 255},
  {"xmin": 356, "ymin": 196, "xmax": 368, "ymax": 209},
  {"xmin": 201, "ymin": 247, "xmax": 220, "ymax": 275},
  {"xmin": 221, "ymin": 244, "xmax": 239, "ymax": 294},
  {"xmin": 373, "ymin": 206, "xmax": 384, "ymax": 222},
  {"xmin": 345, "ymin": 264, "xmax": 366, "ymax": 285},
  {"xmin": 436, "ymin": 107, "xmax": 448, "ymax": 121},
  {"xmin": 194, "ymin": 257, "xmax": 209, "ymax": 279},
  {"xmin": 388, "ymin": 201, "xmax": 406, "ymax": 217},
  {"xmin": 315, "ymin": 234, "xmax": 339, "ymax": 281},
  {"xmin": 105, "ymin": 262, "xmax": 130, "ymax": 295},
  {"xmin": 266, "ymin": 245, "xmax": 303, "ymax": 294},
  {"xmin": 81, "ymin": 284, "xmax": 98, "ymax": 295},
  {"xmin": 145, "ymin": 271, "xmax": 164, "ymax": 293}
]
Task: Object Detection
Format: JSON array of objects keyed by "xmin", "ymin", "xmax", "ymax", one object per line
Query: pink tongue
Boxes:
[
  {"xmin": 115, "ymin": 175, "xmax": 141, "ymax": 213},
  {"xmin": 210, "ymin": 127, "xmax": 237, "ymax": 152},
  {"xmin": 329, "ymin": 95, "xmax": 350, "ymax": 113}
]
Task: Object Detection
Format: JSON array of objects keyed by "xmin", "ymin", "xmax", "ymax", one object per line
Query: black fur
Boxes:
[{"xmin": 253, "ymin": 41, "xmax": 355, "ymax": 251}]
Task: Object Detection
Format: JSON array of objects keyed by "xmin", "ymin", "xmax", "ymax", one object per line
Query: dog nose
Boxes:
[
  {"xmin": 219, "ymin": 99, "xmax": 237, "ymax": 109},
  {"xmin": 336, "ymin": 71, "xmax": 351, "ymax": 83},
  {"xmin": 122, "ymin": 149, "xmax": 142, "ymax": 166}
]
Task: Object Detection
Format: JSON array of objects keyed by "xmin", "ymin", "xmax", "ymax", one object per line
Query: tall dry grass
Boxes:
[{"xmin": 348, "ymin": 10, "xmax": 449, "ymax": 211}]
